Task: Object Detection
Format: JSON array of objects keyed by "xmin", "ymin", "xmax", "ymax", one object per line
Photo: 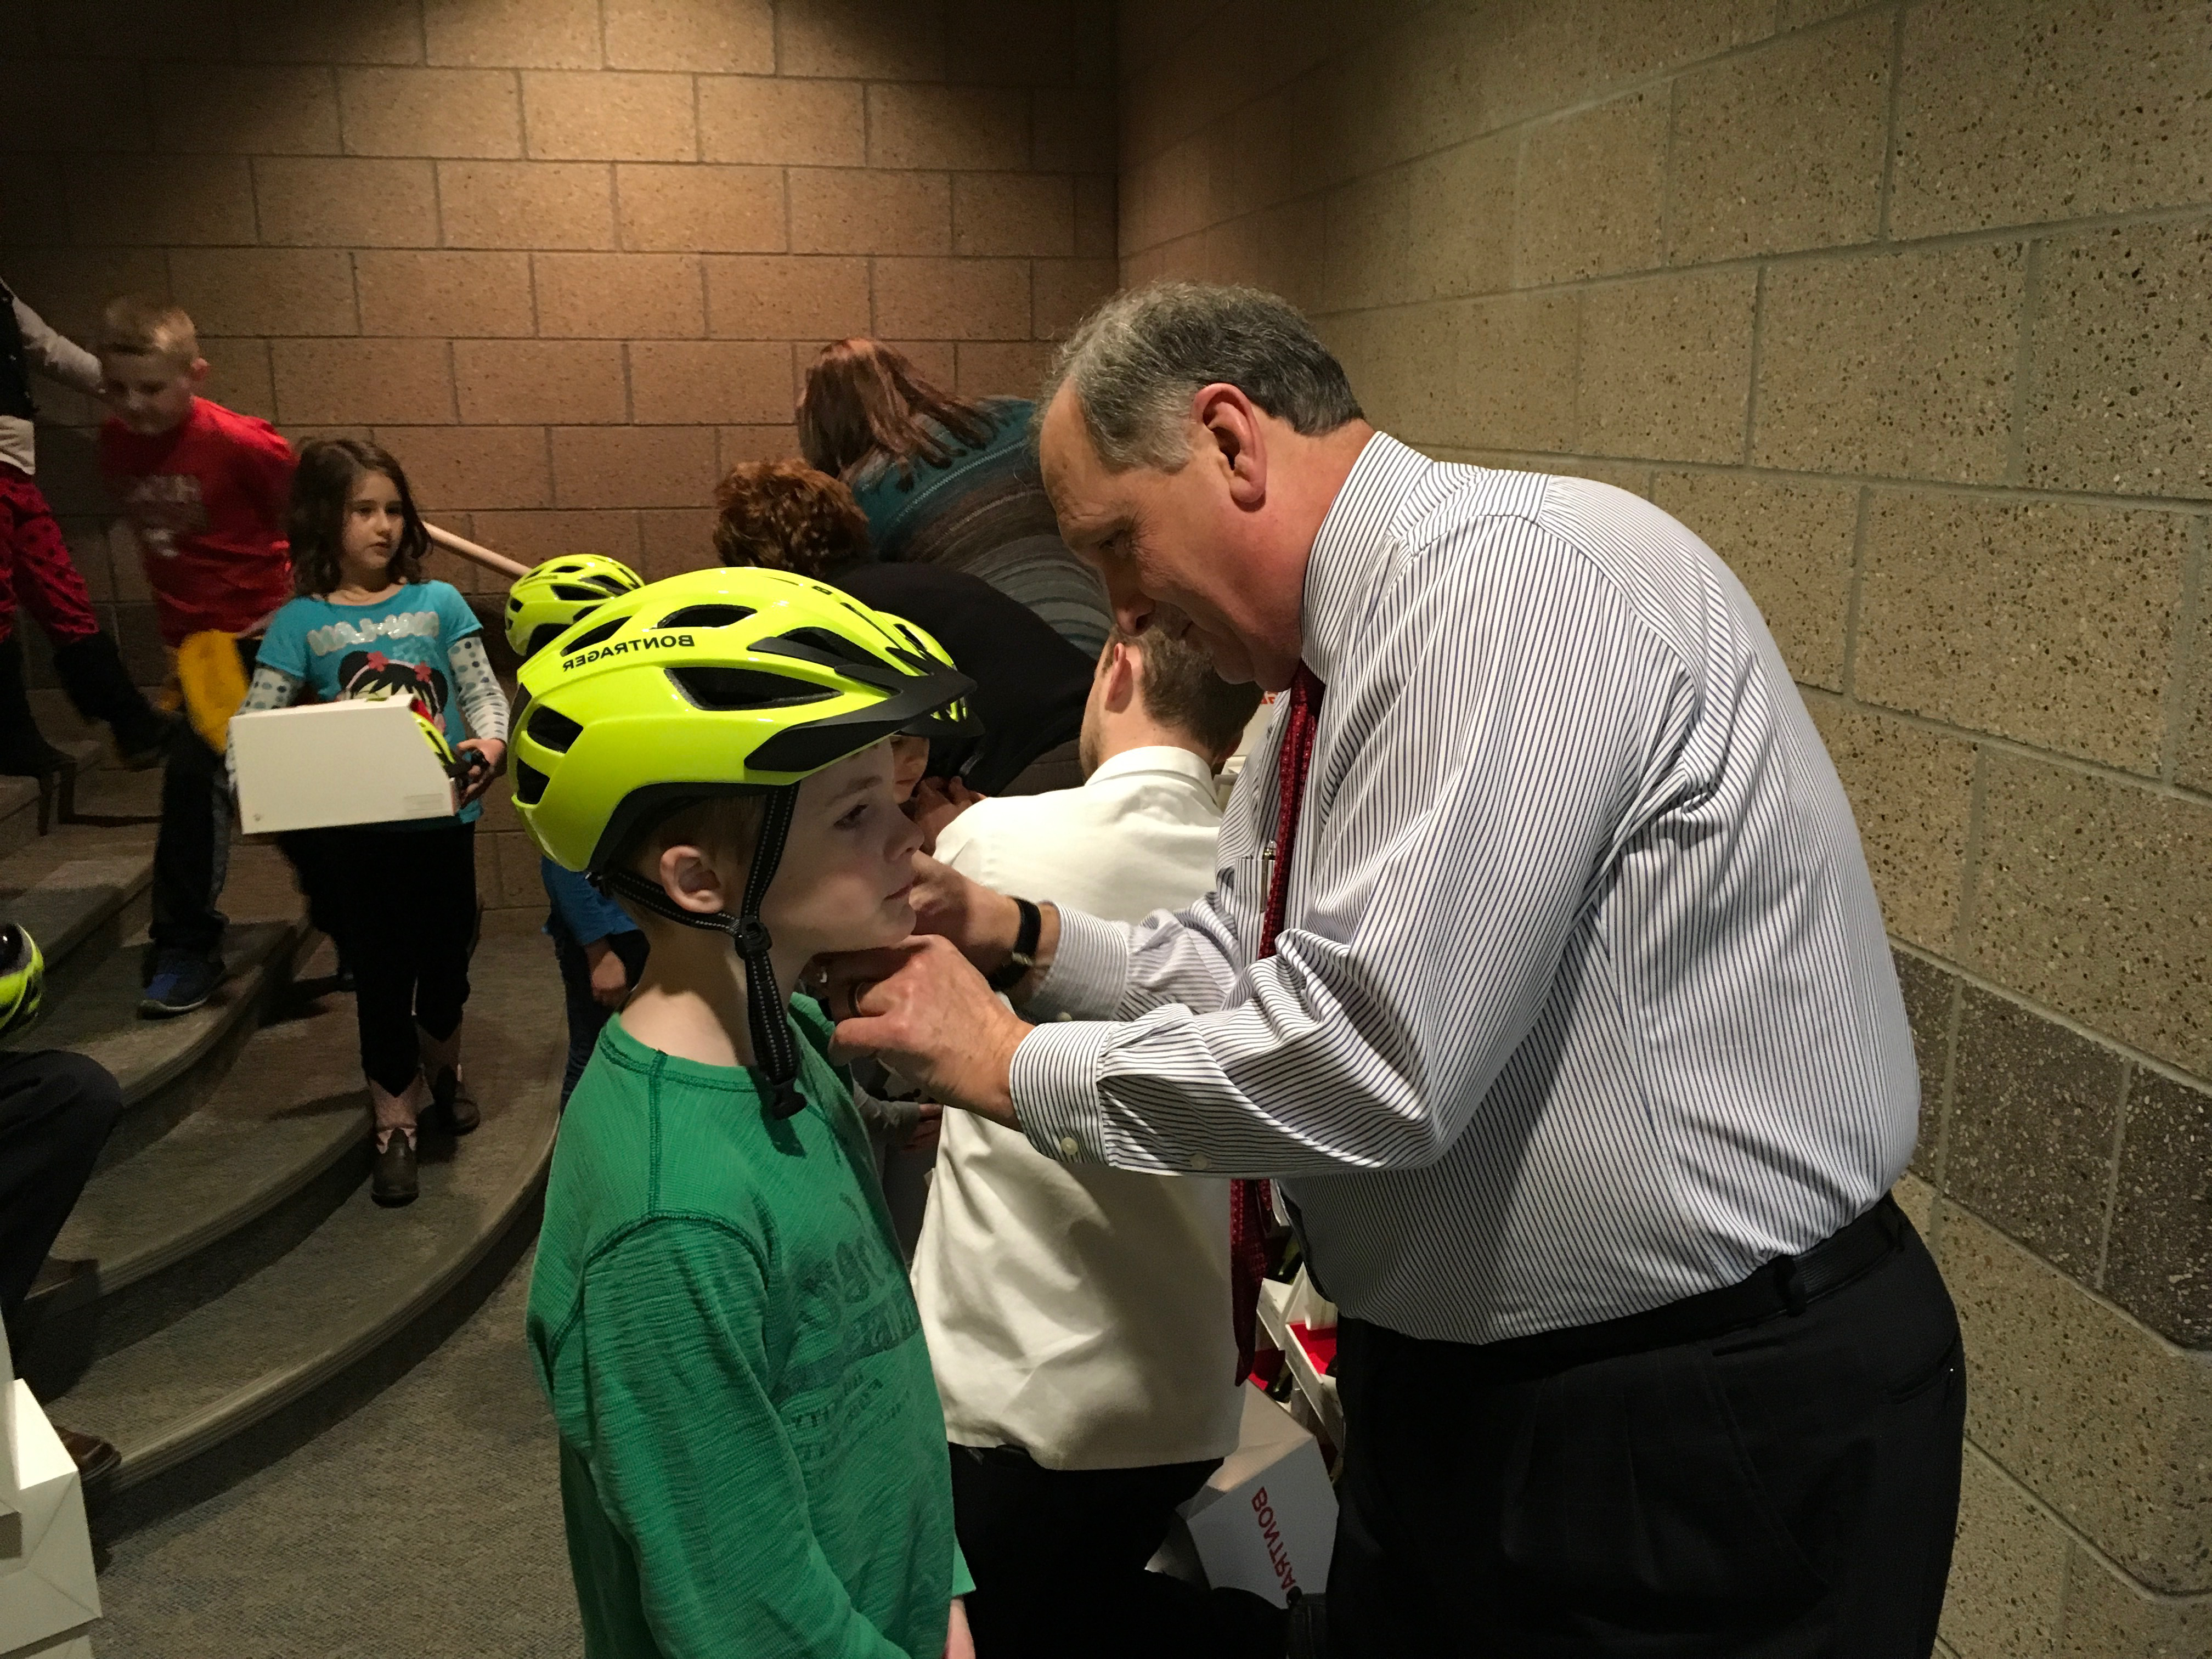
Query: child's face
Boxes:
[
  {"xmin": 340, "ymin": 471, "xmax": 406, "ymax": 587},
  {"xmin": 760, "ymin": 742, "xmax": 923, "ymax": 961},
  {"xmin": 889, "ymin": 734, "xmax": 929, "ymax": 803},
  {"xmin": 99, "ymin": 352, "xmax": 204, "ymax": 436}
]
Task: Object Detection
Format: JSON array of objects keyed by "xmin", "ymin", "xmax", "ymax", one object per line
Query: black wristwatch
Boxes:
[{"xmin": 985, "ymin": 896, "xmax": 1042, "ymax": 994}]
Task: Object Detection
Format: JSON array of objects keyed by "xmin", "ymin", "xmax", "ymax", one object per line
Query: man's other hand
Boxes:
[{"xmin": 822, "ymin": 936, "xmax": 1026, "ymax": 1128}]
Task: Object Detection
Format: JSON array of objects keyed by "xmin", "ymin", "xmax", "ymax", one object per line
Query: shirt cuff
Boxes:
[
  {"xmin": 1025, "ymin": 905, "xmax": 1128, "ymax": 1022},
  {"xmin": 1010, "ymin": 1017, "xmax": 1116, "ymax": 1166}
]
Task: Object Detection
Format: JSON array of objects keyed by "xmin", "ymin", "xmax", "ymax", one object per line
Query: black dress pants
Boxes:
[
  {"xmin": 1328, "ymin": 1221, "xmax": 1965, "ymax": 1658},
  {"xmin": 949, "ymin": 1443, "xmax": 1290, "ymax": 1659},
  {"xmin": 0, "ymin": 1049, "xmax": 123, "ymax": 1327}
]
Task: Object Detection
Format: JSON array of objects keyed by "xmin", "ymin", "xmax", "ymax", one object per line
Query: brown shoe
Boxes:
[
  {"xmin": 371, "ymin": 1127, "xmax": 418, "ymax": 1207},
  {"xmin": 56, "ymin": 1425, "xmax": 120, "ymax": 1486},
  {"xmin": 427, "ymin": 1066, "xmax": 480, "ymax": 1136}
]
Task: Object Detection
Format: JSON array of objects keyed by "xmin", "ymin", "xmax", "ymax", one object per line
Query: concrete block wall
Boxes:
[
  {"xmin": 0, "ymin": 0, "xmax": 1116, "ymax": 907},
  {"xmin": 1118, "ymin": 1, "xmax": 2209, "ymax": 1652}
]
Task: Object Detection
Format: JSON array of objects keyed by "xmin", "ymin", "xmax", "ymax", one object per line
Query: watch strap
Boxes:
[{"xmin": 985, "ymin": 896, "xmax": 1042, "ymax": 994}]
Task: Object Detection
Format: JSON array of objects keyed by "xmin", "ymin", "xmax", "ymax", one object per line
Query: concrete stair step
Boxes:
[
  {"xmin": 0, "ymin": 737, "xmax": 105, "ymax": 855},
  {"xmin": 0, "ymin": 850, "xmax": 154, "ymax": 1012}
]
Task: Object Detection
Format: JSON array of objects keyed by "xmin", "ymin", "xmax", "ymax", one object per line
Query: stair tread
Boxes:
[
  {"xmin": 52, "ymin": 991, "xmax": 370, "ymax": 1294},
  {"xmin": 48, "ymin": 924, "xmax": 564, "ymax": 1485},
  {"xmin": 26, "ymin": 918, "xmax": 303, "ymax": 1104},
  {"xmin": 0, "ymin": 852, "xmax": 153, "ymax": 971}
]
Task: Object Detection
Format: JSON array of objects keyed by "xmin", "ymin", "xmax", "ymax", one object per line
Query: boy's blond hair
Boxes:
[{"xmin": 96, "ymin": 294, "xmax": 199, "ymax": 368}]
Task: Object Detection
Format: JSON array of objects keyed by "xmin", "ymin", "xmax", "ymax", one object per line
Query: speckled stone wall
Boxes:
[
  {"xmin": 0, "ymin": 0, "xmax": 1116, "ymax": 910},
  {"xmin": 1118, "ymin": 1, "xmax": 2209, "ymax": 1652}
]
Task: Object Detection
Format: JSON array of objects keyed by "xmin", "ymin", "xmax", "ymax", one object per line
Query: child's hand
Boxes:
[
  {"xmin": 907, "ymin": 777, "xmax": 985, "ymax": 852},
  {"xmin": 943, "ymin": 1598, "xmax": 973, "ymax": 1659},
  {"xmin": 904, "ymin": 1099, "xmax": 944, "ymax": 1154},
  {"xmin": 455, "ymin": 737, "xmax": 505, "ymax": 806},
  {"xmin": 583, "ymin": 939, "xmax": 629, "ymax": 1007}
]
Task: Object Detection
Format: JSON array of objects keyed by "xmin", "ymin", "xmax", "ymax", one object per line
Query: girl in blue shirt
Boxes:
[{"xmin": 238, "ymin": 438, "xmax": 509, "ymax": 1207}]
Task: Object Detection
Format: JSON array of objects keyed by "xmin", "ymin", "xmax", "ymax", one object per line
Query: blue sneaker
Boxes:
[{"xmin": 139, "ymin": 951, "xmax": 224, "ymax": 1019}]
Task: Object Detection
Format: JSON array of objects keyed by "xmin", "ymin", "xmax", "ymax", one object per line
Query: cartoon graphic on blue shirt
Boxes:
[{"xmin": 258, "ymin": 580, "xmax": 484, "ymax": 825}]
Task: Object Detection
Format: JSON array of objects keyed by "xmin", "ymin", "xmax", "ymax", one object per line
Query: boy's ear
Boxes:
[
  {"xmin": 187, "ymin": 358, "xmax": 210, "ymax": 387},
  {"xmin": 656, "ymin": 844, "xmax": 731, "ymax": 917}
]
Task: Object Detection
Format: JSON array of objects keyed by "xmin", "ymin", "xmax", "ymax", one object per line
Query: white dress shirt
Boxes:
[
  {"xmin": 1010, "ymin": 434, "xmax": 1918, "ymax": 1347},
  {"xmin": 915, "ymin": 746, "xmax": 1244, "ymax": 1469}
]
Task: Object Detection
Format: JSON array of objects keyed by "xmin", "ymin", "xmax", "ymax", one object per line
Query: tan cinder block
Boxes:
[
  {"xmin": 1033, "ymin": 258, "xmax": 1117, "ymax": 340},
  {"xmin": 1404, "ymin": 134, "xmax": 1516, "ymax": 303},
  {"xmin": 64, "ymin": 156, "xmax": 255, "ymax": 247},
  {"xmin": 699, "ymin": 77, "xmax": 865, "ymax": 167},
  {"xmin": 1323, "ymin": 168, "xmax": 1415, "ymax": 312},
  {"xmin": 1894, "ymin": 1170, "xmax": 1937, "ymax": 1235},
  {"xmin": 874, "ymin": 258, "xmax": 1031, "ymax": 341},
  {"xmin": 1666, "ymin": 13, "xmax": 1889, "ymax": 264},
  {"xmin": 637, "ymin": 507, "xmax": 723, "ymax": 579},
  {"xmin": 551, "ymin": 425, "xmax": 720, "ymax": 510},
  {"xmin": 1329, "ymin": 8, "xmax": 1488, "ymax": 180},
  {"xmin": 629, "ymin": 341, "xmax": 793, "ymax": 425},
  {"xmin": 1940, "ymin": 1445, "xmax": 2069, "ymax": 1659},
  {"xmin": 1515, "ymin": 88, "xmax": 1667, "ymax": 286},
  {"xmin": 944, "ymin": 0, "xmax": 1077, "ymax": 88},
  {"xmin": 704, "ymin": 255, "xmax": 870, "ymax": 341},
  {"xmin": 455, "ymin": 340, "xmax": 627, "ymax": 425},
  {"xmin": 198, "ymin": 337, "xmax": 277, "ymax": 424},
  {"xmin": 467, "ymin": 509, "xmax": 644, "ymax": 563},
  {"xmin": 1075, "ymin": 174, "xmax": 1116, "ymax": 259},
  {"xmin": 1754, "ymin": 244, "xmax": 2024, "ymax": 483},
  {"xmin": 523, "ymin": 72, "xmax": 698, "ymax": 163},
  {"xmin": 229, "ymin": 0, "xmax": 426, "ymax": 65},
  {"xmin": 356, "ymin": 251, "xmax": 535, "ymax": 338},
  {"xmin": 0, "ymin": 59, "xmax": 151, "ymax": 154},
  {"xmin": 789, "ymin": 168, "xmax": 951, "ymax": 256},
  {"xmin": 439, "ymin": 161, "xmax": 614, "ymax": 250},
  {"xmin": 956, "ymin": 341, "xmax": 1056, "ymax": 400},
  {"xmin": 1579, "ymin": 268, "xmax": 1756, "ymax": 463},
  {"xmin": 1968, "ymin": 756, "xmax": 2212, "ymax": 1080},
  {"xmin": 879, "ymin": 340, "xmax": 957, "ymax": 389},
  {"xmin": 535, "ymin": 253, "xmax": 706, "ymax": 339},
  {"xmin": 338, "ymin": 67, "xmax": 524, "ymax": 160},
  {"xmin": 776, "ymin": 0, "xmax": 946, "ymax": 81},
  {"xmin": 1856, "ymin": 495, "xmax": 2185, "ymax": 772},
  {"xmin": 1034, "ymin": 87, "xmax": 1116, "ymax": 174},
  {"xmin": 2181, "ymin": 560, "xmax": 2212, "ymax": 795},
  {"xmin": 1891, "ymin": 0, "xmax": 2212, "ymax": 239},
  {"xmin": 1464, "ymin": 0, "xmax": 1773, "ymax": 132},
  {"xmin": 149, "ymin": 63, "xmax": 342, "ymax": 155},
  {"xmin": 1364, "ymin": 292, "xmax": 1577, "ymax": 455},
  {"xmin": 1940, "ymin": 1201, "xmax": 2212, "ymax": 1593},
  {"xmin": 719, "ymin": 425, "xmax": 802, "ymax": 467},
  {"xmin": 616, "ymin": 165, "xmax": 783, "ymax": 253},
  {"xmin": 0, "ymin": 154, "xmax": 70, "ymax": 247},
  {"xmin": 253, "ymin": 156, "xmax": 439, "ymax": 247},
  {"xmin": 1202, "ymin": 198, "xmax": 1327, "ymax": 317},
  {"xmin": 424, "ymin": 0, "xmax": 600, "ymax": 69},
  {"xmin": 955, "ymin": 174, "xmax": 1075, "ymax": 257},
  {"xmin": 272, "ymin": 338, "xmax": 456, "ymax": 426},
  {"xmin": 167, "ymin": 250, "xmax": 358, "ymax": 340},
  {"xmin": 2023, "ymin": 222, "xmax": 2212, "ymax": 499},
  {"xmin": 2055, "ymin": 1544, "xmax": 2212, "ymax": 1658},
  {"xmin": 33, "ymin": 0, "xmax": 230, "ymax": 59},
  {"xmin": 1650, "ymin": 471, "xmax": 1855, "ymax": 691},
  {"xmin": 383, "ymin": 426, "xmax": 551, "ymax": 513},
  {"xmin": 1805, "ymin": 704, "xmax": 1974, "ymax": 954},
  {"xmin": 605, "ymin": 0, "xmax": 774, "ymax": 74},
  {"xmin": 867, "ymin": 85, "xmax": 1030, "ymax": 171}
]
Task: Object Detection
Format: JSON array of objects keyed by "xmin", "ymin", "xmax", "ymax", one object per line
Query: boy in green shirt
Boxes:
[{"xmin": 518, "ymin": 568, "xmax": 981, "ymax": 1658}]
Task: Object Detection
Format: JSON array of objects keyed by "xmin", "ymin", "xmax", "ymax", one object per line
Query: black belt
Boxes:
[{"xmin": 1443, "ymin": 1194, "xmax": 1911, "ymax": 1384}]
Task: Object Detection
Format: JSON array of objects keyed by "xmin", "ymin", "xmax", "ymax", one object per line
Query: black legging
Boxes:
[
  {"xmin": 288, "ymin": 821, "xmax": 477, "ymax": 1096},
  {"xmin": 0, "ymin": 1049, "xmax": 123, "ymax": 1328}
]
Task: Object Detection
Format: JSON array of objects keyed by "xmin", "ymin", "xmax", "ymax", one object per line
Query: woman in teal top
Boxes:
[{"xmin": 796, "ymin": 338, "xmax": 1109, "ymax": 657}]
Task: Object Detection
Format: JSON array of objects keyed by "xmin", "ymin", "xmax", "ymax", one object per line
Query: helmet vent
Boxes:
[
  {"xmin": 668, "ymin": 667, "xmax": 837, "ymax": 711},
  {"xmin": 561, "ymin": 617, "xmax": 625, "ymax": 656},
  {"xmin": 551, "ymin": 582, "xmax": 610, "ymax": 601},
  {"xmin": 765, "ymin": 627, "xmax": 884, "ymax": 671},
  {"xmin": 658, "ymin": 603, "xmax": 755, "ymax": 630},
  {"xmin": 514, "ymin": 759, "xmax": 549, "ymax": 805},
  {"xmin": 527, "ymin": 705, "xmax": 585, "ymax": 753}
]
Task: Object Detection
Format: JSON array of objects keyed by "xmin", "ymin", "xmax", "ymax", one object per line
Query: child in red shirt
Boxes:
[{"xmin": 95, "ymin": 295, "xmax": 294, "ymax": 1018}]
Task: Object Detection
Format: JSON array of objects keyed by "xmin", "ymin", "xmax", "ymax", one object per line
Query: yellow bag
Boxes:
[{"xmin": 176, "ymin": 630, "xmax": 249, "ymax": 754}]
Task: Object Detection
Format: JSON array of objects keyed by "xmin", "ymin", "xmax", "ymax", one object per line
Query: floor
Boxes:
[{"xmin": 88, "ymin": 1255, "xmax": 581, "ymax": 1659}]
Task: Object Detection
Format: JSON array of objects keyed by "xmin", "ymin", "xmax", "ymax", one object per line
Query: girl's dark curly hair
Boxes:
[
  {"xmin": 287, "ymin": 436, "xmax": 428, "ymax": 597},
  {"xmin": 711, "ymin": 460, "xmax": 872, "ymax": 580}
]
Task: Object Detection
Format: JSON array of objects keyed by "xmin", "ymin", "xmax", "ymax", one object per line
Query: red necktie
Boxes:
[{"xmin": 1230, "ymin": 663, "xmax": 1324, "ymax": 1383}]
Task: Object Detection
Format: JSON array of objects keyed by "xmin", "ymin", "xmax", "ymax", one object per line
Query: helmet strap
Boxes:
[{"xmin": 591, "ymin": 785, "xmax": 806, "ymax": 1120}]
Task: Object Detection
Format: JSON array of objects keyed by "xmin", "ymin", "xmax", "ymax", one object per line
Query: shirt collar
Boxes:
[
  {"xmin": 1299, "ymin": 431, "xmax": 1438, "ymax": 686},
  {"xmin": 1083, "ymin": 744, "xmax": 1218, "ymax": 792}
]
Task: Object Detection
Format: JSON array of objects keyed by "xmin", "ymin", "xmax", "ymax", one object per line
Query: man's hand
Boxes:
[
  {"xmin": 583, "ymin": 938, "xmax": 629, "ymax": 1008},
  {"xmin": 822, "ymin": 936, "xmax": 1025, "ymax": 1128},
  {"xmin": 906, "ymin": 776, "xmax": 985, "ymax": 853},
  {"xmin": 904, "ymin": 856, "xmax": 1059, "ymax": 995}
]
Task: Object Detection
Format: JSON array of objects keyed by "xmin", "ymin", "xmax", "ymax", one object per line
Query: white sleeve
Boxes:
[{"xmin": 13, "ymin": 297, "xmax": 103, "ymax": 397}]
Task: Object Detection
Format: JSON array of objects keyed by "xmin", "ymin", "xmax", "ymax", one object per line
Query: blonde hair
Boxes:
[{"xmin": 96, "ymin": 295, "xmax": 199, "ymax": 368}]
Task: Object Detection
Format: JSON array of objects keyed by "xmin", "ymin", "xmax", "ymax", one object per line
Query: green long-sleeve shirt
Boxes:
[{"xmin": 528, "ymin": 1006, "xmax": 969, "ymax": 1658}]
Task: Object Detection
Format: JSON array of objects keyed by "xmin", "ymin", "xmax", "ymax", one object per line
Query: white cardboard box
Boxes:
[
  {"xmin": 230, "ymin": 699, "xmax": 456, "ymax": 834},
  {"xmin": 1178, "ymin": 1383, "xmax": 1338, "ymax": 1607},
  {"xmin": 1, "ymin": 1317, "xmax": 99, "ymax": 1659}
]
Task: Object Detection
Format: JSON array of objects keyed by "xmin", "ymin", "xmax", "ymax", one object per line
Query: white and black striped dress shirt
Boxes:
[{"xmin": 1010, "ymin": 432, "xmax": 1917, "ymax": 1346}]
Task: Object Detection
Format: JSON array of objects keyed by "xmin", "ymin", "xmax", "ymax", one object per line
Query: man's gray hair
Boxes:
[{"xmin": 1039, "ymin": 281, "xmax": 1363, "ymax": 471}]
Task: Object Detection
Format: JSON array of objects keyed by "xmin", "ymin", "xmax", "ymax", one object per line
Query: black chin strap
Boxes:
[{"xmin": 593, "ymin": 787, "xmax": 805, "ymax": 1119}]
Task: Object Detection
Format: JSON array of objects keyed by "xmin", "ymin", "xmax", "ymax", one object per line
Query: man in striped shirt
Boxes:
[{"xmin": 832, "ymin": 283, "xmax": 1965, "ymax": 1659}]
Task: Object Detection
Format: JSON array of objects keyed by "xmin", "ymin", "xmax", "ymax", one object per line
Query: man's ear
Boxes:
[
  {"xmin": 656, "ymin": 844, "xmax": 730, "ymax": 916},
  {"xmin": 1192, "ymin": 383, "xmax": 1267, "ymax": 511}
]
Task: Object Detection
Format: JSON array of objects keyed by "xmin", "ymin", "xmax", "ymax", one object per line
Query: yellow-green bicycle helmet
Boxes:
[
  {"xmin": 504, "ymin": 554, "xmax": 645, "ymax": 661},
  {"xmin": 512, "ymin": 567, "xmax": 974, "ymax": 1115},
  {"xmin": 0, "ymin": 923, "xmax": 45, "ymax": 1042}
]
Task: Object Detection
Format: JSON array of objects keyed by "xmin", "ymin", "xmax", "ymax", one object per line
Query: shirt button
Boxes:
[
  {"xmin": 1189, "ymin": 1152, "xmax": 1211, "ymax": 1171},
  {"xmin": 1058, "ymin": 1136, "xmax": 1080, "ymax": 1156},
  {"xmin": 1056, "ymin": 1011, "xmax": 1074, "ymax": 1022}
]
